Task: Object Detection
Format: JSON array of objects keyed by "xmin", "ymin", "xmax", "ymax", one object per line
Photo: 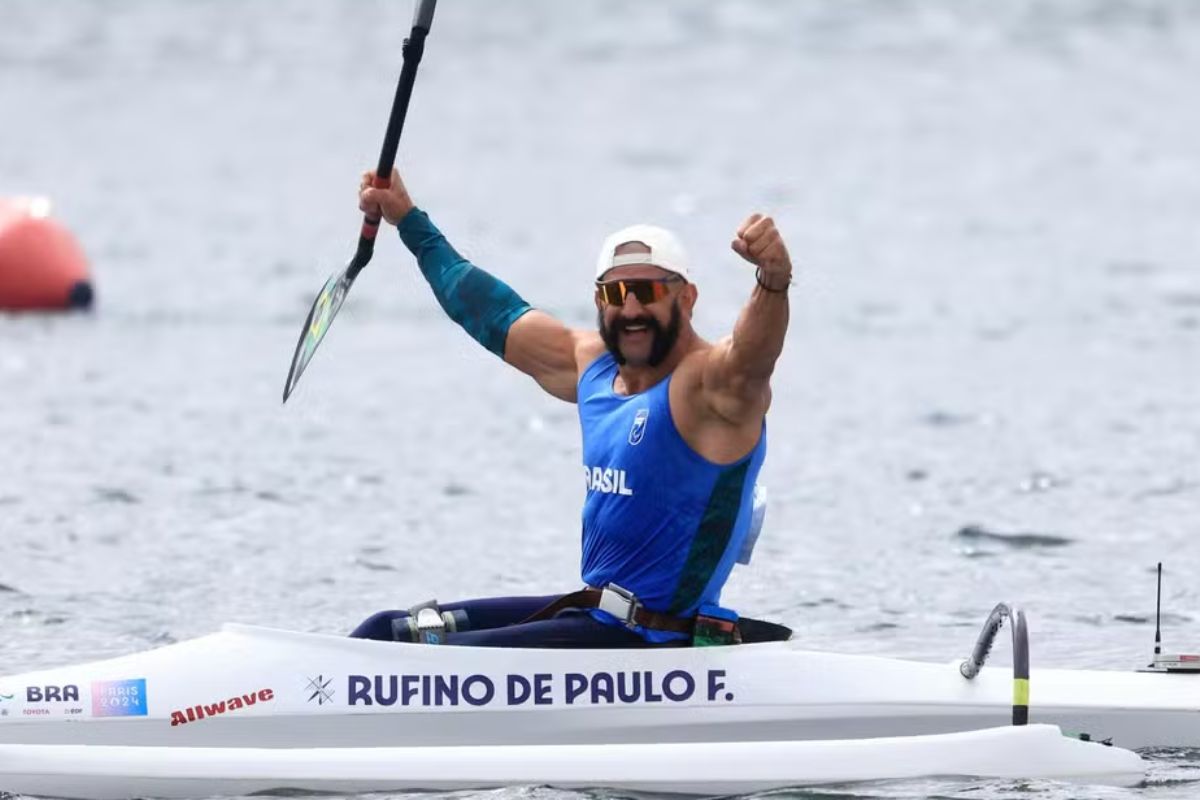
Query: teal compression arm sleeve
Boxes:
[{"xmin": 397, "ymin": 208, "xmax": 533, "ymax": 358}]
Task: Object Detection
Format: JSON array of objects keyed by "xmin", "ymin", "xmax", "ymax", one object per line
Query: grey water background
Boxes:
[{"xmin": 1, "ymin": 0, "xmax": 1198, "ymax": 796}]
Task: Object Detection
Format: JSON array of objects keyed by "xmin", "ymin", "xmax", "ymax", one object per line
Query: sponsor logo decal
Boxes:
[
  {"xmin": 26, "ymin": 684, "xmax": 80, "ymax": 703},
  {"xmin": 93, "ymin": 679, "xmax": 148, "ymax": 717},
  {"xmin": 305, "ymin": 675, "xmax": 334, "ymax": 705},
  {"xmin": 629, "ymin": 408, "xmax": 649, "ymax": 445},
  {"xmin": 15, "ymin": 684, "xmax": 86, "ymax": 717},
  {"xmin": 347, "ymin": 670, "xmax": 734, "ymax": 708},
  {"xmin": 170, "ymin": 688, "xmax": 274, "ymax": 727},
  {"xmin": 583, "ymin": 465, "xmax": 634, "ymax": 496}
]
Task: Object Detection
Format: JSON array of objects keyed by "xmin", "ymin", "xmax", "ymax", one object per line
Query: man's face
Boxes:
[{"xmin": 595, "ymin": 263, "xmax": 686, "ymax": 368}]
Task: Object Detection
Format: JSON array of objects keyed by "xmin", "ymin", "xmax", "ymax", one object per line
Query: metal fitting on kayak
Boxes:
[{"xmin": 959, "ymin": 603, "xmax": 1030, "ymax": 726}]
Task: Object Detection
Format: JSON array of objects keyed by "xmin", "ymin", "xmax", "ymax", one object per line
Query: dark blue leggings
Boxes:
[{"xmin": 349, "ymin": 594, "xmax": 678, "ymax": 648}]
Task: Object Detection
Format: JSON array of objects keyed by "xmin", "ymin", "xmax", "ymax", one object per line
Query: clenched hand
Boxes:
[
  {"xmin": 358, "ymin": 168, "xmax": 415, "ymax": 226},
  {"xmin": 731, "ymin": 214, "xmax": 792, "ymax": 291}
]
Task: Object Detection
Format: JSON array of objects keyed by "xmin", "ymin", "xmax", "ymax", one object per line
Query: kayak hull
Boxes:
[{"xmin": 0, "ymin": 725, "xmax": 1144, "ymax": 799}]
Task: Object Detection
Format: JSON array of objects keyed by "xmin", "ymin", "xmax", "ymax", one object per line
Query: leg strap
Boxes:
[{"xmin": 389, "ymin": 600, "xmax": 471, "ymax": 644}]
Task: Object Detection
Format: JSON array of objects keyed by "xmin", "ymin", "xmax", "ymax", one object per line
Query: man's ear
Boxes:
[{"xmin": 681, "ymin": 283, "xmax": 698, "ymax": 316}]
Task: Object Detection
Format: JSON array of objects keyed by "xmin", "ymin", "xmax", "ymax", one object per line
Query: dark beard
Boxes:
[{"xmin": 598, "ymin": 300, "xmax": 681, "ymax": 368}]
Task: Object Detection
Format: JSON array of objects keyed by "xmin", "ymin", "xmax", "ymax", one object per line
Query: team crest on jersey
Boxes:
[{"xmin": 629, "ymin": 408, "xmax": 649, "ymax": 445}]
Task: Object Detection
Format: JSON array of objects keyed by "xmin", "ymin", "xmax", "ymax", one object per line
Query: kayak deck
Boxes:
[{"xmin": 1, "ymin": 623, "xmax": 1198, "ymax": 752}]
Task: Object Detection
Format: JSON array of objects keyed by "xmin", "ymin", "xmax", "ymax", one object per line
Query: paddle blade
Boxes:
[{"xmin": 282, "ymin": 267, "xmax": 355, "ymax": 403}]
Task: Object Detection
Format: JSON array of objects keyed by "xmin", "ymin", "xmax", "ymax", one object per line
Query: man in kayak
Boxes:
[{"xmin": 350, "ymin": 169, "xmax": 792, "ymax": 648}]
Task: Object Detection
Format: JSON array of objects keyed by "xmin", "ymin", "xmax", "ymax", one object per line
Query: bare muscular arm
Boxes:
[
  {"xmin": 504, "ymin": 312, "xmax": 604, "ymax": 403},
  {"xmin": 700, "ymin": 214, "xmax": 793, "ymax": 426}
]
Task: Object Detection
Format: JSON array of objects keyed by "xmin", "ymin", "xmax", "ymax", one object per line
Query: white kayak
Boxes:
[
  {"xmin": 0, "ymin": 725, "xmax": 1143, "ymax": 798},
  {"xmin": 0, "ymin": 612, "xmax": 1194, "ymax": 797},
  {"xmin": 1, "ymin": 622, "xmax": 1195, "ymax": 750}
]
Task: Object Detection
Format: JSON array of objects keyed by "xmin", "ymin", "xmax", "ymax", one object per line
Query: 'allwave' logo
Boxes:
[{"xmin": 170, "ymin": 688, "xmax": 273, "ymax": 727}]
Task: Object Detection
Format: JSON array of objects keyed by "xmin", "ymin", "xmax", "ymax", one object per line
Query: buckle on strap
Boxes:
[
  {"xmin": 415, "ymin": 607, "xmax": 445, "ymax": 633},
  {"xmin": 598, "ymin": 583, "xmax": 642, "ymax": 628}
]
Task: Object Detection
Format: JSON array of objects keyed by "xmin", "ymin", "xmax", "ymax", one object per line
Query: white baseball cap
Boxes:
[{"xmin": 595, "ymin": 224, "xmax": 691, "ymax": 282}]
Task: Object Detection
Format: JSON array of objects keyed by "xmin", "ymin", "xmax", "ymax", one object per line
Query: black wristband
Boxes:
[{"xmin": 755, "ymin": 267, "xmax": 791, "ymax": 293}]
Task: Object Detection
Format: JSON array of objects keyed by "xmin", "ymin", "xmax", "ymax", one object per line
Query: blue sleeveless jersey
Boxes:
[{"xmin": 577, "ymin": 353, "xmax": 767, "ymax": 642}]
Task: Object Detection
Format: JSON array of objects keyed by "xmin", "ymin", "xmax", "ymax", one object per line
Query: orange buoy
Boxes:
[{"xmin": 0, "ymin": 196, "xmax": 93, "ymax": 311}]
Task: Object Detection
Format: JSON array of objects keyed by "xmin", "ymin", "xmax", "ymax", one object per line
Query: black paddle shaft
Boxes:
[{"xmin": 350, "ymin": 0, "xmax": 437, "ymax": 279}]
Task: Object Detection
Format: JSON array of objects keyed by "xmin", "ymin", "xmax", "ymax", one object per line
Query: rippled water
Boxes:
[{"xmin": 2, "ymin": 1, "xmax": 1199, "ymax": 798}]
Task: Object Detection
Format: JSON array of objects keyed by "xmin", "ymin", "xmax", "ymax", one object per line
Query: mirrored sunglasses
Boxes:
[{"xmin": 595, "ymin": 276, "xmax": 682, "ymax": 306}]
